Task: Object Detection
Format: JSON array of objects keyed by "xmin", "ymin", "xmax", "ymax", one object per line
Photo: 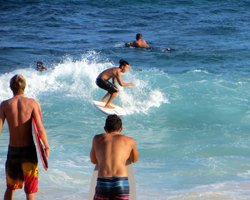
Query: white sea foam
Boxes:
[
  {"xmin": 144, "ymin": 181, "xmax": 250, "ymax": 200},
  {"xmin": 0, "ymin": 52, "xmax": 167, "ymax": 114},
  {"xmin": 120, "ymin": 87, "xmax": 168, "ymax": 114}
]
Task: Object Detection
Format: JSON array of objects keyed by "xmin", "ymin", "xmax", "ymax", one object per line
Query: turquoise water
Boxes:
[{"xmin": 1, "ymin": 1, "xmax": 250, "ymax": 199}]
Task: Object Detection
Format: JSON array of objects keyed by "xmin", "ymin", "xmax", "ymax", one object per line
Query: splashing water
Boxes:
[{"xmin": 0, "ymin": 51, "xmax": 168, "ymax": 115}]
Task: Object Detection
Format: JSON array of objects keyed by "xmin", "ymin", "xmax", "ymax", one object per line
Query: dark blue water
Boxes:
[
  {"xmin": 1, "ymin": 1, "xmax": 250, "ymax": 199},
  {"xmin": 1, "ymin": 1, "xmax": 250, "ymax": 73}
]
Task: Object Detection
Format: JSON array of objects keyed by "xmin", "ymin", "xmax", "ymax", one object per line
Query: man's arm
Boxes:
[
  {"xmin": 132, "ymin": 41, "xmax": 138, "ymax": 47},
  {"xmin": 32, "ymin": 101, "xmax": 50, "ymax": 158},
  {"xmin": 0, "ymin": 103, "xmax": 5, "ymax": 135},
  {"xmin": 112, "ymin": 77, "xmax": 118, "ymax": 87},
  {"xmin": 116, "ymin": 72, "xmax": 135, "ymax": 87},
  {"xmin": 90, "ymin": 136, "xmax": 97, "ymax": 164},
  {"xmin": 129, "ymin": 139, "xmax": 139, "ymax": 163}
]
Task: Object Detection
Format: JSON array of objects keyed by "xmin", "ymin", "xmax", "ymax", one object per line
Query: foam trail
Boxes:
[{"xmin": 119, "ymin": 82, "xmax": 169, "ymax": 114}]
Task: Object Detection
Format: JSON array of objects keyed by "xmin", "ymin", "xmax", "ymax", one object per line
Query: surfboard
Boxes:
[
  {"xmin": 93, "ymin": 100, "xmax": 126, "ymax": 116},
  {"xmin": 125, "ymin": 42, "xmax": 134, "ymax": 47},
  {"xmin": 88, "ymin": 162, "xmax": 136, "ymax": 200},
  {"xmin": 32, "ymin": 111, "xmax": 48, "ymax": 171}
]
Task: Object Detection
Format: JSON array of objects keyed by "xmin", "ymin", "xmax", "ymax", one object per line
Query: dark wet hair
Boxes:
[
  {"xmin": 37, "ymin": 61, "xmax": 43, "ymax": 66},
  {"xmin": 105, "ymin": 114, "xmax": 122, "ymax": 133},
  {"xmin": 10, "ymin": 74, "xmax": 26, "ymax": 94},
  {"xmin": 36, "ymin": 61, "xmax": 47, "ymax": 72},
  {"xmin": 119, "ymin": 59, "xmax": 129, "ymax": 67},
  {"xmin": 136, "ymin": 33, "xmax": 142, "ymax": 40}
]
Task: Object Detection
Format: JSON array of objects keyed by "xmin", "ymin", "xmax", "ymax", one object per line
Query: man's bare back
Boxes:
[
  {"xmin": 1, "ymin": 95, "xmax": 49, "ymax": 149},
  {"xmin": 91, "ymin": 133, "xmax": 138, "ymax": 177},
  {"xmin": 98, "ymin": 67, "xmax": 120, "ymax": 81},
  {"xmin": 125, "ymin": 33, "xmax": 149, "ymax": 48},
  {"xmin": 90, "ymin": 115, "xmax": 139, "ymax": 178},
  {"xmin": 134, "ymin": 39, "xmax": 149, "ymax": 48}
]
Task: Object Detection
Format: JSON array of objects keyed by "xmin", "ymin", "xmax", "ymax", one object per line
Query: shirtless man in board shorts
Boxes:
[
  {"xmin": 90, "ymin": 114, "xmax": 139, "ymax": 200},
  {"xmin": 96, "ymin": 59, "xmax": 135, "ymax": 108},
  {"xmin": 0, "ymin": 74, "xmax": 50, "ymax": 200}
]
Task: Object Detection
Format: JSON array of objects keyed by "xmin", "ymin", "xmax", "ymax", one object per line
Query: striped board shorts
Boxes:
[{"xmin": 94, "ymin": 177, "xmax": 129, "ymax": 200}]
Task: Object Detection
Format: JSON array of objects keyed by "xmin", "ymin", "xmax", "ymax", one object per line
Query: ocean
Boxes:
[{"xmin": 1, "ymin": 1, "xmax": 250, "ymax": 199}]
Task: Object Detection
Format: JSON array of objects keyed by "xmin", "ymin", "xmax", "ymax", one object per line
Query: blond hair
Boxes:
[{"xmin": 10, "ymin": 74, "xmax": 26, "ymax": 94}]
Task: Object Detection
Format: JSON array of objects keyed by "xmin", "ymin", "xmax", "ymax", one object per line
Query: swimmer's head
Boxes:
[
  {"xmin": 36, "ymin": 61, "xmax": 47, "ymax": 72},
  {"xmin": 136, "ymin": 33, "xmax": 142, "ymax": 40}
]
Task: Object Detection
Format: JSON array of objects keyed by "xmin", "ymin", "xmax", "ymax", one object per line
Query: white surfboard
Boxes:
[
  {"xmin": 93, "ymin": 100, "xmax": 126, "ymax": 116},
  {"xmin": 88, "ymin": 162, "xmax": 136, "ymax": 200}
]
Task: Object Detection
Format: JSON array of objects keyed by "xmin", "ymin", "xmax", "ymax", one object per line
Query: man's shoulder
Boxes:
[
  {"xmin": 0, "ymin": 99, "xmax": 8, "ymax": 107},
  {"xmin": 1, "ymin": 98, "xmax": 14, "ymax": 109},
  {"xmin": 120, "ymin": 134, "xmax": 135, "ymax": 142},
  {"xmin": 27, "ymin": 97, "xmax": 37, "ymax": 102},
  {"xmin": 113, "ymin": 67, "xmax": 120, "ymax": 71},
  {"xmin": 94, "ymin": 133, "xmax": 105, "ymax": 139},
  {"xmin": 25, "ymin": 97, "xmax": 40, "ymax": 110},
  {"xmin": 23, "ymin": 97, "xmax": 37, "ymax": 105},
  {"xmin": 0, "ymin": 101, "xmax": 6, "ymax": 113},
  {"xmin": 112, "ymin": 67, "xmax": 121, "ymax": 75},
  {"xmin": 106, "ymin": 67, "xmax": 118, "ymax": 74}
]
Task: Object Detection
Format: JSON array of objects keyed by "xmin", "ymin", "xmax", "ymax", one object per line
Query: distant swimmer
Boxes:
[
  {"xmin": 36, "ymin": 61, "xmax": 47, "ymax": 72},
  {"xmin": 125, "ymin": 33, "xmax": 174, "ymax": 52},
  {"xmin": 125, "ymin": 33, "xmax": 149, "ymax": 48},
  {"xmin": 96, "ymin": 59, "xmax": 135, "ymax": 109},
  {"xmin": 90, "ymin": 114, "xmax": 139, "ymax": 200}
]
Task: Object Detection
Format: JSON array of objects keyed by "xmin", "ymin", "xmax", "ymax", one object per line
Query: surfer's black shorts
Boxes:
[
  {"xmin": 96, "ymin": 78, "xmax": 118, "ymax": 94},
  {"xmin": 94, "ymin": 177, "xmax": 129, "ymax": 200},
  {"xmin": 5, "ymin": 145, "xmax": 38, "ymax": 194}
]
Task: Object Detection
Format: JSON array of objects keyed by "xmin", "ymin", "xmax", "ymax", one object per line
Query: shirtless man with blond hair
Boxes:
[
  {"xmin": 0, "ymin": 74, "xmax": 50, "ymax": 200},
  {"xmin": 96, "ymin": 59, "xmax": 135, "ymax": 109},
  {"xmin": 90, "ymin": 114, "xmax": 139, "ymax": 200}
]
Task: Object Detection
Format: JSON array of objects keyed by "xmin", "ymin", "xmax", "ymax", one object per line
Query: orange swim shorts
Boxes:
[{"xmin": 5, "ymin": 145, "xmax": 38, "ymax": 194}]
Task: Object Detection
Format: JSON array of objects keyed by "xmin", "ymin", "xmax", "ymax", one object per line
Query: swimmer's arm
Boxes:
[
  {"xmin": 144, "ymin": 41, "xmax": 149, "ymax": 48},
  {"xmin": 125, "ymin": 42, "xmax": 133, "ymax": 47}
]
